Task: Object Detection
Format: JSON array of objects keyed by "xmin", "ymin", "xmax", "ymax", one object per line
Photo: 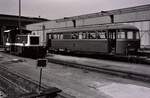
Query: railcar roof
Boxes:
[{"xmin": 50, "ymin": 24, "xmax": 139, "ymax": 33}]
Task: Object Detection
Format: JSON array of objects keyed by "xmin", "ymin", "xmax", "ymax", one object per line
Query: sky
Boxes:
[{"xmin": 0, "ymin": 0, "xmax": 150, "ymax": 19}]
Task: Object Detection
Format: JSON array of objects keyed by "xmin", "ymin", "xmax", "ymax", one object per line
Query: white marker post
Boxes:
[{"xmin": 37, "ymin": 59, "xmax": 47, "ymax": 92}]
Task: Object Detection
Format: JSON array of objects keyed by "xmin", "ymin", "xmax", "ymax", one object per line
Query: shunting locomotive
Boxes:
[
  {"xmin": 4, "ymin": 29, "xmax": 46, "ymax": 58},
  {"xmin": 46, "ymin": 24, "xmax": 140, "ymax": 55}
]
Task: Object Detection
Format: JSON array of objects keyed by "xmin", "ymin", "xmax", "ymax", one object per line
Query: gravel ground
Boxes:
[{"xmin": 1, "ymin": 52, "xmax": 150, "ymax": 98}]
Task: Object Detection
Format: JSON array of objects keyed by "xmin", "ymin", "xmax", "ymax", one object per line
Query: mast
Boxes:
[{"xmin": 19, "ymin": 0, "xmax": 22, "ymax": 33}]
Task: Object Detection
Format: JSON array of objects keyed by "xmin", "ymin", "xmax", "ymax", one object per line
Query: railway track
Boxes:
[
  {"xmin": 47, "ymin": 57, "xmax": 150, "ymax": 83},
  {"xmin": 48, "ymin": 51, "xmax": 150, "ymax": 65},
  {"xmin": 0, "ymin": 61, "xmax": 74, "ymax": 98},
  {"xmin": 0, "ymin": 72, "xmax": 26, "ymax": 97},
  {"xmin": 2, "ymin": 51, "xmax": 150, "ymax": 97}
]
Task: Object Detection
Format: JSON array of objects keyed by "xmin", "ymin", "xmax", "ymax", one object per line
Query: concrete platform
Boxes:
[
  {"xmin": 47, "ymin": 54, "xmax": 150, "ymax": 77},
  {"xmin": 1, "ymin": 52, "xmax": 150, "ymax": 98}
]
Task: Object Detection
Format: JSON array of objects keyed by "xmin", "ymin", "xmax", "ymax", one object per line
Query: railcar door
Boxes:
[{"xmin": 107, "ymin": 30, "xmax": 116, "ymax": 54}]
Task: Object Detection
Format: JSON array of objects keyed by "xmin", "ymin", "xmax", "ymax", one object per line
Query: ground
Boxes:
[{"xmin": 1, "ymin": 53, "xmax": 150, "ymax": 98}]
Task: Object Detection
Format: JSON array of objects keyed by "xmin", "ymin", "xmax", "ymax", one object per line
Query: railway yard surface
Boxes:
[{"xmin": 1, "ymin": 52, "xmax": 150, "ymax": 98}]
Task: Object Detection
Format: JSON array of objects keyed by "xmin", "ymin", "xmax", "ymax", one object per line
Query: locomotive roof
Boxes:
[
  {"xmin": 4, "ymin": 29, "xmax": 32, "ymax": 34},
  {"xmin": 51, "ymin": 24, "xmax": 139, "ymax": 33}
]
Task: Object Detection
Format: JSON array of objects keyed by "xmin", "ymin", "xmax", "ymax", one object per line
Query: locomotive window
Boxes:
[
  {"xmin": 30, "ymin": 36, "xmax": 39, "ymax": 45},
  {"xmin": 16, "ymin": 35, "xmax": 27, "ymax": 43}
]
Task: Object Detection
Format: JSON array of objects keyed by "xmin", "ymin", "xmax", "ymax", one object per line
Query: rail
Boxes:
[{"xmin": 0, "ymin": 63, "xmax": 74, "ymax": 98}]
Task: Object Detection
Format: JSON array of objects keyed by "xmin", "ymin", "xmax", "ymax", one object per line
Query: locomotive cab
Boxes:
[{"xmin": 15, "ymin": 34, "xmax": 40, "ymax": 46}]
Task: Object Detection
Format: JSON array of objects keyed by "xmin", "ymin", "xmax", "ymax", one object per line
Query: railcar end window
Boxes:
[
  {"xmin": 127, "ymin": 31, "xmax": 133, "ymax": 39},
  {"xmin": 117, "ymin": 32, "xmax": 125, "ymax": 39},
  {"xmin": 136, "ymin": 32, "xmax": 140, "ymax": 39}
]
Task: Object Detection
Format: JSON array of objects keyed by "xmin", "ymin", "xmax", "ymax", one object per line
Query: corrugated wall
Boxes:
[{"xmin": 26, "ymin": 4, "xmax": 150, "ymax": 47}]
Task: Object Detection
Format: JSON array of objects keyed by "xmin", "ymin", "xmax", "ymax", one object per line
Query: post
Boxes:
[
  {"xmin": 19, "ymin": 0, "xmax": 22, "ymax": 34},
  {"xmin": 39, "ymin": 68, "xmax": 43, "ymax": 92},
  {"xmin": 42, "ymin": 25, "xmax": 45, "ymax": 46},
  {"xmin": 110, "ymin": 15, "xmax": 114, "ymax": 23},
  {"xmin": 37, "ymin": 59, "xmax": 47, "ymax": 92}
]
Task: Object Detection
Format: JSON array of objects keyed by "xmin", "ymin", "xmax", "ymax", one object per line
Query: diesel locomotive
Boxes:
[
  {"xmin": 46, "ymin": 24, "xmax": 140, "ymax": 55},
  {"xmin": 4, "ymin": 29, "xmax": 46, "ymax": 58}
]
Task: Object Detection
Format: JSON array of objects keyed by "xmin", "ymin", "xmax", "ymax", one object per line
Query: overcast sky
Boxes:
[{"xmin": 0, "ymin": 0, "xmax": 150, "ymax": 19}]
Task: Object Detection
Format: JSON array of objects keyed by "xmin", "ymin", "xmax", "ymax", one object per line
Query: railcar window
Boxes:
[
  {"xmin": 97, "ymin": 32, "xmax": 106, "ymax": 39},
  {"xmin": 48, "ymin": 34, "xmax": 52, "ymax": 39},
  {"xmin": 89, "ymin": 32, "xmax": 96, "ymax": 39},
  {"xmin": 109, "ymin": 31, "xmax": 116, "ymax": 39},
  {"xmin": 57, "ymin": 34, "xmax": 60, "ymax": 39},
  {"xmin": 51, "ymin": 34, "xmax": 63, "ymax": 39},
  {"xmin": 79, "ymin": 32, "xmax": 82, "ymax": 39},
  {"xmin": 82, "ymin": 32, "xmax": 86, "ymax": 39},
  {"xmin": 72, "ymin": 33, "xmax": 79, "ymax": 39},
  {"xmin": 60, "ymin": 34, "xmax": 63, "ymax": 39},
  {"xmin": 53, "ymin": 34, "xmax": 58, "ymax": 39},
  {"xmin": 72, "ymin": 33, "xmax": 76, "ymax": 39},
  {"xmin": 63, "ymin": 33, "xmax": 72, "ymax": 39}
]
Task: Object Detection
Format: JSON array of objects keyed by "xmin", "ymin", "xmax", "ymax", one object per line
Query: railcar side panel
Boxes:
[
  {"xmin": 46, "ymin": 24, "xmax": 140, "ymax": 55},
  {"xmin": 50, "ymin": 39, "xmax": 108, "ymax": 53},
  {"xmin": 116, "ymin": 39, "xmax": 140, "ymax": 55}
]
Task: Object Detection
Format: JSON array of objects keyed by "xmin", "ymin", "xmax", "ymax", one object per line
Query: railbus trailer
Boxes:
[{"xmin": 46, "ymin": 24, "xmax": 140, "ymax": 56}]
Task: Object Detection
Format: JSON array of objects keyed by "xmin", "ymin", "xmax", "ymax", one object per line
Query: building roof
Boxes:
[
  {"xmin": 56, "ymin": 4, "xmax": 150, "ymax": 22},
  {"xmin": 0, "ymin": 14, "xmax": 49, "ymax": 27}
]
